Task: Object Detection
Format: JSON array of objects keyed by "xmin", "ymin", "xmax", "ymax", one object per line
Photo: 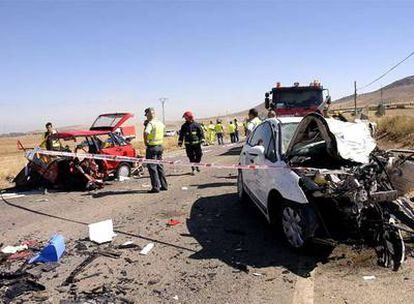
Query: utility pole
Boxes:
[
  {"xmin": 380, "ymin": 85, "xmax": 384, "ymax": 105},
  {"xmin": 354, "ymin": 81, "xmax": 357, "ymax": 116},
  {"xmin": 159, "ymin": 97, "xmax": 168, "ymax": 125}
]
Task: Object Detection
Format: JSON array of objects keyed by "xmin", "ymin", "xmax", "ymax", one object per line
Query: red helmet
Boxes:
[{"xmin": 183, "ymin": 111, "xmax": 194, "ymax": 121}]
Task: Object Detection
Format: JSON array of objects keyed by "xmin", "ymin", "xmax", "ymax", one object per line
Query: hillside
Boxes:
[{"xmin": 333, "ymin": 75, "xmax": 414, "ymax": 109}]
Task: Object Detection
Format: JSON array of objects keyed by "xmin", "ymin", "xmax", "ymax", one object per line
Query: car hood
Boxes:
[
  {"xmin": 286, "ymin": 113, "xmax": 377, "ymax": 164},
  {"xmin": 90, "ymin": 113, "xmax": 134, "ymax": 131}
]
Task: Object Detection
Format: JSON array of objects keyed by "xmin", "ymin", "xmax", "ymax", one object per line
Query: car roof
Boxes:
[
  {"xmin": 276, "ymin": 116, "xmax": 303, "ymax": 124},
  {"xmin": 53, "ymin": 130, "xmax": 110, "ymax": 139}
]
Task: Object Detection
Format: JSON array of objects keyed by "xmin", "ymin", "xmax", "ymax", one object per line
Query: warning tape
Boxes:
[{"xmin": 26, "ymin": 148, "xmax": 285, "ymax": 171}]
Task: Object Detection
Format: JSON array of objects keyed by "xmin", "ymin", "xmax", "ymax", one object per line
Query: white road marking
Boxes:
[{"xmin": 292, "ymin": 269, "xmax": 315, "ymax": 304}]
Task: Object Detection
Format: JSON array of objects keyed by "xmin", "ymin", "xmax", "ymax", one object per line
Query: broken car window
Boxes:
[{"xmin": 280, "ymin": 122, "xmax": 300, "ymax": 154}]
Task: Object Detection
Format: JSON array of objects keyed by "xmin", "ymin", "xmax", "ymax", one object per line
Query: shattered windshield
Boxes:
[
  {"xmin": 91, "ymin": 114, "xmax": 124, "ymax": 129},
  {"xmin": 281, "ymin": 123, "xmax": 300, "ymax": 154}
]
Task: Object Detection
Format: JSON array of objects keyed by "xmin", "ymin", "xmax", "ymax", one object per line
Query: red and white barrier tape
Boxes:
[{"xmin": 26, "ymin": 148, "xmax": 285, "ymax": 171}]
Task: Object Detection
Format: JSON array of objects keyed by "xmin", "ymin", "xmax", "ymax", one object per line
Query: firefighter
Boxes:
[
  {"xmin": 40, "ymin": 122, "xmax": 60, "ymax": 151},
  {"xmin": 227, "ymin": 121, "xmax": 236, "ymax": 143},
  {"xmin": 143, "ymin": 107, "xmax": 168, "ymax": 193},
  {"xmin": 207, "ymin": 121, "xmax": 216, "ymax": 145},
  {"xmin": 178, "ymin": 111, "xmax": 205, "ymax": 175},
  {"xmin": 233, "ymin": 118, "xmax": 240, "ymax": 142},
  {"xmin": 215, "ymin": 119, "xmax": 225, "ymax": 145},
  {"xmin": 246, "ymin": 108, "xmax": 261, "ymax": 137}
]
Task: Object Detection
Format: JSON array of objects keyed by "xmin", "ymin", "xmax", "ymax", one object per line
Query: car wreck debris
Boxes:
[
  {"xmin": 14, "ymin": 113, "xmax": 141, "ymax": 191},
  {"xmin": 286, "ymin": 114, "xmax": 414, "ymax": 270},
  {"xmin": 140, "ymin": 243, "xmax": 155, "ymax": 255},
  {"xmin": 28, "ymin": 234, "xmax": 65, "ymax": 264},
  {"xmin": 88, "ymin": 219, "xmax": 116, "ymax": 244},
  {"xmin": 239, "ymin": 113, "xmax": 414, "ymax": 271}
]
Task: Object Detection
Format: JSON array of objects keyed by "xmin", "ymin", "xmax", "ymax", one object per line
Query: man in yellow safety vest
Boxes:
[
  {"xmin": 215, "ymin": 119, "xmax": 225, "ymax": 145},
  {"xmin": 40, "ymin": 122, "xmax": 60, "ymax": 151},
  {"xmin": 246, "ymin": 108, "xmax": 262, "ymax": 137},
  {"xmin": 143, "ymin": 107, "xmax": 168, "ymax": 193},
  {"xmin": 233, "ymin": 118, "xmax": 240, "ymax": 142},
  {"xmin": 227, "ymin": 121, "xmax": 236, "ymax": 143},
  {"xmin": 207, "ymin": 121, "xmax": 216, "ymax": 145}
]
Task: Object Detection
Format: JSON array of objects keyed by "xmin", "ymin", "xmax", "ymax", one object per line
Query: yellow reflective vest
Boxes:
[
  {"xmin": 145, "ymin": 119, "xmax": 165, "ymax": 146},
  {"xmin": 214, "ymin": 123, "xmax": 224, "ymax": 133},
  {"xmin": 227, "ymin": 124, "xmax": 236, "ymax": 133}
]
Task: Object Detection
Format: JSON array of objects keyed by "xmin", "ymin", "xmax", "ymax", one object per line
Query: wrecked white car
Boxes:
[{"xmin": 238, "ymin": 113, "xmax": 414, "ymax": 270}]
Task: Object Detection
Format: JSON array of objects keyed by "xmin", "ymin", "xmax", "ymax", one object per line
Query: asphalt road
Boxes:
[{"xmin": 1, "ymin": 143, "xmax": 414, "ymax": 303}]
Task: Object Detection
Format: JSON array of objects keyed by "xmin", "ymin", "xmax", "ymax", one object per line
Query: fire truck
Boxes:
[{"xmin": 265, "ymin": 81, "xmax": 331, "ymax": 116}]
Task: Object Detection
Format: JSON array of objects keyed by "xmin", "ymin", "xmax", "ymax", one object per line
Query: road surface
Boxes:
[{"xmin": 1, "ymin": 143, "xmax": 414, "ymax": 303}]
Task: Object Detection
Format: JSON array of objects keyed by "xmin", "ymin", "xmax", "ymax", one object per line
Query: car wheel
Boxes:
[
  {"xmin": 117, "ymin": 163, "xmax": 131, "ymax": 178},
  {"xmin": 280, "ymin": 203, "xmax": 315, "ymax": 249},
  {"xmin": 237, "ymin": 170, "xmax": 249, "ymax": 203}
]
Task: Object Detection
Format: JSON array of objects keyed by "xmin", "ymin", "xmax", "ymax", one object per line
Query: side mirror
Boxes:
[
  {"xmin": 247, "ymin": 145, "xmax": 265, "ymax": 157},
  {"xmin": 265, "ymin": 92, "xmax": 271, "ymax": 109}
]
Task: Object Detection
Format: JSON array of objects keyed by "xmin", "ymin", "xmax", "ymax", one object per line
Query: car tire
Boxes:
[
  {"xmin": 237, "ymin": 170, "xmax": 249, "ymax": 204},
  {"xmin": 279, "ymin": 202, "xmax": 318, "ymax": 250},
  {"xmin": 116, "ymin": 163, "xmax": 131, "ymax": 178}
]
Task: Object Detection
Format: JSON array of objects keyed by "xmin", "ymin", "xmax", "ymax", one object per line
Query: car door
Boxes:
[{"xmin": 242, "ymin": 123, "xmax": 272, "ymax": 206}]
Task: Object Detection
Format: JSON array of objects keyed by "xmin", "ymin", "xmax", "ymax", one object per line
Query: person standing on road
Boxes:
[
  {"xmin": 233, "ymin": 118, "xmax": 240, "ymax": 142},
  {"xmin": 207, "ymin": 121, "xmax": 216, "ymax": 145},
  {"xmin": 143, "ymin": 107, "xmax": 168, "ymax": 193},
  {"xmin": 178, "ymin": 111, "xmax": 205, "ymax": 175},
  {"xmin": 227, "ymin": 121, "xmax": 236, "ymax": 143},
  {"xmin": 215, "ymin": 119, "xmax": 225, "ymax": 145},
  {"xmin": 246, "ymin": 108, "xmax": 262, "ymax": 137}
]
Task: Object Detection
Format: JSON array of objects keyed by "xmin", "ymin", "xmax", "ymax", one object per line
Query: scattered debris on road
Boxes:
[
  {"xmin": 140, "ymin": 243, "xmax": 155, "ymax": 255},
  {"xmin": 88, "ymin": 219, "xmax": 116, "ymax": 244},
  {"xmin": 167, "ymin": 219, "xmax": 181, "ymax": 227},
  {"xmin": 28, "ymin": 234, "xmax": 65, "ymax": 264}
]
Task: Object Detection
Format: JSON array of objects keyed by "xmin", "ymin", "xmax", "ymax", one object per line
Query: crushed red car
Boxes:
[{"xmin": 14, "ymin": 113, "xmax": 140, "ymax": 190}]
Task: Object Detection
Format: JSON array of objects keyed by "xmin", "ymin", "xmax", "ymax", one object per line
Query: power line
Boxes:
[{"xmin": 358, "ymin": 50, "xmax": 414, "ymax": 91}]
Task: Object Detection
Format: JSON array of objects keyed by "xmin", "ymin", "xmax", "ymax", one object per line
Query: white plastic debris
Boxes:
[
  {"xmin": 1, "ymin": 193, "xmax": 25, "ymax": 199},
  {"xmin": 173, "ymin": 295, "xmax": 179, "ymax": 300},
  {"xmin": 362, "ymin": 275, "xmax": 376, "ymax": 281},
  {"xmin": 252, "ymin": 272, "xmax": 263, "ymax": 276},
  {"xmin": 118, "ymin": 176, "xmax": 130, "ymax": 182},
  {"xmin": 181, "ymin": 187, "xmax": 188, "ymax": 191},
  {"xmin": 88, "ymin": 219, "xmax": 116, "ymax": 244},
  {"xmin": 139, "ymin": 243, "xmax": 154, "ymax": 255},
  {"xmin": 1, "ymin": 245, "xmax": 28, "ymax": 254}
]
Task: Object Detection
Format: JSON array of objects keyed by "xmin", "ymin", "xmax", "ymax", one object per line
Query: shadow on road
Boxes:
[
  {"xmin": 84, "ymin": 190, "xmax": 149, "ymax": 198},
  {"xmin": 166, "ymin": 172, "xmax": 194, "ymax": 177},
  {"xmin": 187, "ymin": 193, "xmax": 332, "ymax": 277},
  {"xmin": 219, "ymin": 146, "xmax": 243, "ymax": 156},
  {"xmin": 191, "ymin": 182, "xmax": 236, "ymax": 189}
]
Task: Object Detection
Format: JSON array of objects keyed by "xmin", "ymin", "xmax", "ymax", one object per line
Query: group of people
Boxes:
[
  {"xmin": 40, "ymin": 107, "xmax": 265, "ymax": 194},
  {"xmin": 202, "ymin": 118, "xmax": 241, "ymax": 145},
  {"xmin": 142, "ymin": 107, "xmax": 265, "ymax": 193}
]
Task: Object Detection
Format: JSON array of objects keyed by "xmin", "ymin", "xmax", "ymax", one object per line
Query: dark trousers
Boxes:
[
  {"xmin": 146, "ymin": 145, "xmax": 168, "ymax": 191},
  {"xmin": 217, "ymin": 133, "xmax": 224, "ymax": 145},
  {"xmin": 230, "ymin": 133, "xmax": 236, "ymax": 143},
  {"xmin": 185, "ymin": 144, "xmax": 203, "ymax": 163},
  {"xmin": 234, "ymin": 130, "xmax": 239, "ymax": 142}
]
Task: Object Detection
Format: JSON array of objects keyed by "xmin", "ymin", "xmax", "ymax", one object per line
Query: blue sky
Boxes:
[{"xmin": 0, "ymin": 0, "xmax": 413, "ymax": 133}]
